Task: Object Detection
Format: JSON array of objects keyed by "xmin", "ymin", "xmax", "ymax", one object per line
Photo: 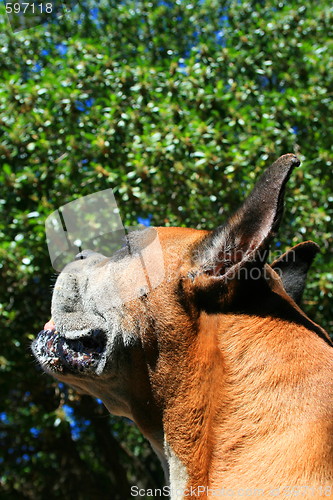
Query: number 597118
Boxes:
[{"xmin": 6, "ymin": 3, "xmax": 53, "ymax": 14}]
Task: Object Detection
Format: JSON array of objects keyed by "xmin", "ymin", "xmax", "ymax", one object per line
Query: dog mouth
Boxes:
[{"xmin": 32, "ymin": 328, "xmax": 107, "ymax": 374}]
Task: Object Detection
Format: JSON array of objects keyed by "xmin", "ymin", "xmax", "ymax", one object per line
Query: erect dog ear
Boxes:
[
  {"xmin": 190, "ymin": 154, "xmax": 300, "ymax": 296},
  {"xmin": 271, "ymin": 241, "xmax": 319, "ymax": 304}
]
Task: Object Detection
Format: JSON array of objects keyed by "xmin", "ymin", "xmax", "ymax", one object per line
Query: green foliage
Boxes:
[{"xmin": 0, "ymin": 0, "xmax": 332, "ymax": 497}]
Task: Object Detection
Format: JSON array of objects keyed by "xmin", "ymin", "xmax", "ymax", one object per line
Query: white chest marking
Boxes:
[{"xmin": 164, "ymin": 439, "xmax": 189, "ymax": 500}]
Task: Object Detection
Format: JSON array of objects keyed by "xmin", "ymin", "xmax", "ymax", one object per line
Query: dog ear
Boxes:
[
  {"xmin": 192, "ymin": 154, "xmax": 299, "ymax": 281},
  {"xmin": 271, "ymin": 241, "xmax": 319, "ymax": 304},
  {"xmin": 186, "ymin": 154, "xmax": 300, "ymax": 311}
]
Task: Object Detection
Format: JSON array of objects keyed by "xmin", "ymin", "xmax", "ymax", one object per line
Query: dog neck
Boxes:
[{"xmin": 141, "ymin": 312, "xmax": 333, "ymax": 497}]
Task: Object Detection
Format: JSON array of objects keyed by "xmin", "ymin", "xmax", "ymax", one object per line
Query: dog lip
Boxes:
[
  {"xmin": 32, "ymin": 328, "xmax": 107, "ymax": 374},
  {"xmin": 53, "ymin": 327, "xmax": 103, "ymax": 340}
]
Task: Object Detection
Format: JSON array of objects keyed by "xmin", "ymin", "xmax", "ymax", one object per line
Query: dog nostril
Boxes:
[{"xmin": 75, "ymin": 249, "xmax": 96, "ymax": 261}]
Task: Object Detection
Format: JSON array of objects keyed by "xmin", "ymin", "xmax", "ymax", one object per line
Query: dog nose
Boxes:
[
  {"xmin": 75, "ymin": 249, "xmax": 97, "ymax": 260},
  {"xmin": 44, "ymin": 318, "xmax": 55, "ymax": 331}
]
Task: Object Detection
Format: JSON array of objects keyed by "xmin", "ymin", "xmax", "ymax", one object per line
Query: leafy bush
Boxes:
[{"xmin": 0, "ymin": 1, "xmax": 332, "ymax": 497}]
